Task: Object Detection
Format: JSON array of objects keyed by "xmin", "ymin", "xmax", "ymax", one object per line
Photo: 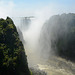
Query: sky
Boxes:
[{"xmin": 0, "ymin": 0, "xmax": 75, "ymax": 18}]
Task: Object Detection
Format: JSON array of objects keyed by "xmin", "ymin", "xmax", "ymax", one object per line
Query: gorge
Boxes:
[{"xmin": 13, "ymin": 13, "xmax": 75, "ymax": 75}]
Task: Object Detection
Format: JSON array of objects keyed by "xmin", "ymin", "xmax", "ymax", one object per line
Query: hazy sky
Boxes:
[{"xmin": 0, "ymin": 0, "xmax": 75, "ymax": 18}]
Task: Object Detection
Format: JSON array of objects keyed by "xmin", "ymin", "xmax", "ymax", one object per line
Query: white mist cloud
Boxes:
[
  {"xmin": 0, "ymin": 0, "xmax": 75, "ymax": 66},
  {"xmin": 17, "ymin": 2, "xmax": 75, "ymax": 66},
  {"xmin": 20, "ymin": 2, "xmax": 75, "ymax": 52},
  {"xmin": 0, "ymin": 0, "xmax": 74, "ymax": 19}
]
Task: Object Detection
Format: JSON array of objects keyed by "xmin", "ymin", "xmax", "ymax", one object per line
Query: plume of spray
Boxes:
[
  {"xmin": 27, "ymin": 17, "xmax": 49, "ymax": 66},
  {"xmin": 22, "ymin": 9, "xmax": 61, "ymax": 66},
  {"xmin": 12, "ymin": 9, "xmax": 53, "ymax": 66},
  {"xmin": 12, "ymin": 3, "xmax": 75, "ymax": 67}
]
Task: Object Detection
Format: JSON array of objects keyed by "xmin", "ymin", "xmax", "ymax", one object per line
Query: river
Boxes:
[{"xmin": 30, "ymin": 56, "xmax": 75, "ymax": 75}]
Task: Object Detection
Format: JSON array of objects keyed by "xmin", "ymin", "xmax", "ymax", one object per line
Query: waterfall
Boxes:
[{"xmin": 12, "ymin": 16, "xmax": 44, "ymax": 67}]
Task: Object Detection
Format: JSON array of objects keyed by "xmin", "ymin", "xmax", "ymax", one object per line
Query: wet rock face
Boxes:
[
  {"xmin": 0, "ymin": 17, "xmax": 30, "ymax": 75},
  {"xmin": 40, "ymin": 13, "xmax": 75, "ymax": 61}
]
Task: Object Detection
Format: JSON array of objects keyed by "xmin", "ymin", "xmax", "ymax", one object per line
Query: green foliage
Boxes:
[
  {"xmin": 0, "ymin": 17, "xmax": 30, "ymax": 75},
  {"xmin": 30, "ymin": 70, "xmax": 33, "ymax": 75}
]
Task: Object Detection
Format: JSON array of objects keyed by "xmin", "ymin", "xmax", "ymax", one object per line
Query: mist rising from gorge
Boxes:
[
  {"xmin": 7, "ymin": 0, "xmax": 75, "ymax": 67},
  {"xmin": 12, "ymin": 13, "xmax": 75, "ymax": 68},
  {"xmin": 0, "ymin": 1, "xmax": 75, "ymax": 75},
  {"xmin": 12, "ymin": 15, "xmax": 49, "ymax": 66}
]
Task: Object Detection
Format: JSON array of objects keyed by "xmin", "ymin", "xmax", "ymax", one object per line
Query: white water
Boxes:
[{"xmin": 37, "ymin": 56, "xmax": 75, "ymax": 75}]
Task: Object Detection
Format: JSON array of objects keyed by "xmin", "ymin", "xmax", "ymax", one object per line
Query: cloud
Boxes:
[
  {"xmin": 0, "ymin": 0, "xmax": 15, "ymax": 18},
  {"xmin": 0, "ymin": 0, "xmax": 75, "ymax": 19}
]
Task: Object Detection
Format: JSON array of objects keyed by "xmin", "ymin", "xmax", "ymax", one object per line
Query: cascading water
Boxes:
[{"xmin": 12, "ymin": 16, "xmax": 44, "ymax": 67}]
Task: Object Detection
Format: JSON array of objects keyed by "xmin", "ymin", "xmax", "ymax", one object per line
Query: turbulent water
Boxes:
[
  {"xmin": 25, "ymin": 49, "xmax": 75, "ymax": 75},
  {"xmin": 37, "ymin": 56, "xmax": 75, "ymax": 75},
  {"xmin": 25, "ymin": 50, "xmax": 75, "ymax": 75},
  {"xmin": 12, "ymin": 16, "xmax": 75, "ymax": 75}
]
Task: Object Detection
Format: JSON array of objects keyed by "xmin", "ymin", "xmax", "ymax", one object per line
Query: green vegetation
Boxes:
[
  {"xmin": 30, "ymin": 70, "xmax": 33, "ymax": 75},
  {"xmin": 0, "ymin": 17, "xmax": 30, "ymax": 75}
]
